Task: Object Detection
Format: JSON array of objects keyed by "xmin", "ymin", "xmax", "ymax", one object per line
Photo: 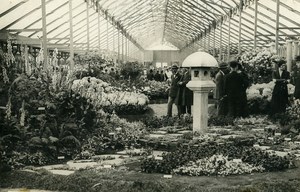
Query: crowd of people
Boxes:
[
  {"xmin": 165, "ymin": 55, "xmax": 300, "ymax": 118},
  {"xmin": 146, "ymin": 68, "xmax": 173, "ymax": 82}
]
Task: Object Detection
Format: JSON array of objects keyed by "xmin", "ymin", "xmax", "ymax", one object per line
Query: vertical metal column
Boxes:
[
  {"xmin": 69, "ymin": 0, "xmax": 74, "ymax": 70},
  {"xmin": 208, "ymin": 32, "xmax": 210, "ymax": 54},
  {"xmin": 122, "ymin": 33, "xmax": 124, "ymax": 61},
  {"xmin": 41, "ymin": 0, "xmax": 48, "ymax": 69},
  {"xmin": 118, "ymin": 29, "xmax": 120, "ymax": 63},
  {"xmin": 219, "ymin": 24, "xmax": 223, "ymax": 61},
  {"xmin": 254, "ymin": 0, "xmax": 258, "ymax": 50},
  {"xmin": 106, "ymin": 18, "xmax": 109, "ymax": 52},
  {"xmin": 86, "ymin": 1, "xmax": 90, "ymax": 52},
  {"xmin": 98, "ymin": 10, "xmax": 101, "ymax": 54},
  {"xmin": 113, "ymin": 28, "xmax": 115, "ymax": 61},
  {"xmin": 126, "ymin": 38, "xmax": 130, "ymax": 61},
  {"xmin": 275, "ymin": 0, "xmax": 280, "ymax": 54},
  {"xmin": 213, "ymin": 28, "xmax": 216, "ymax": 56},
  {"xmin": 228, "ymin": 17, "xmax": 231, "ymax": 62},
  {"xmin": 125, "ymin": 36, "xmax": 127, "ymax": 62},
  {"xmin": 238, "ymin": 2, "xmax": 242, "ymax": 55}
]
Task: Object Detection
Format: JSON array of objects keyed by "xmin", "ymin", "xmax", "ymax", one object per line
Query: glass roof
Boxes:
[{"xmin": 1, "ymin": 0, "xmax": 300, "ymax": 58}]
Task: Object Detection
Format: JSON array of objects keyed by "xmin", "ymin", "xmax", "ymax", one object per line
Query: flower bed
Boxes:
[
  {"xmin": 141, "ymin": 141, "xmax": 294, "ymax": 175},
  {"xmin": 173, "ymin": 154, "xmax": 265, "ymax": 176},
  {"xmin": 71, "ymin": 77, "xmax": 149, "ymax": 115},
  {"xmin": 239, "ymin": 49, "xmax": 282, "ymax": 84}
]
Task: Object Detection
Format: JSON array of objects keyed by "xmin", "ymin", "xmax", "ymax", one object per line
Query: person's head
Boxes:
[
  {"xmin": 149, "ymin": 69, "xmax": 153, "ymax": 73},
  {"xmin": 171, "ymin": 64, "xmax": 179, "ymax": 74},
  {"xmin": 229, "ymin": 61, "xmax": 239, "ymax": 71},
  {"xmin": 277, "ymin": 60, "xmax": 286, "ymax": 71},
  {"xmin": 218, "ymin": 62, "xmax": 228, "ymax": 72},
  {"xmin": 111, "ymin": 68, "xmax": 114, "ymax": 72},
  {"xmin": 181, "ymin": 67, "xmax": 188, "ymax": 73}
]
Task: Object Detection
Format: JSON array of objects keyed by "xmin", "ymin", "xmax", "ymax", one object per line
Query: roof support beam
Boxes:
[
  {"xmin": 2, "ymin": 0, "xmax": 54, "ymax": 30},
  {"xmin": 162, "ymin": 0, "xmax": 170, "ymax": 44},
  {"xmin": 180, "ymin": 1, "xmax": 244, "ymax": 51},
  {"xmin": 16, "ymin": 1, "xmax": 69, "ymax": 35},
  {"xmin": 28, "ymin": 2, "xmax": 85, "ymax": 37},
  {"xmin": 0, "ymin": 0, "xmax": 29, "ymax": 18},
  {"xmin": 41, "ymin": 0, "xmax": 48, "ymax": 69},
  {"xmin": 93, "ymin": 0, "xmax": 144, "ymax": 51},
  {"xmin": 69, "ymin": 0, "xmax": 74, "ymax": 70},
  {"xmin": 276, "ymin": 0, "xmax": 280, "ymax": 53},
  {"xmin": 254, "ymin": 0, "xmax": 258, "ymax": 49}
]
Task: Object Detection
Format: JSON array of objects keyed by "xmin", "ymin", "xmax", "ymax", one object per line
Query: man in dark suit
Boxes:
[
  {"xmin": 167, "ymin": 65, "xmax": 182, "ymax": 117},
  {"xmin": 214, "ymin": 62, "xmax": 228, "ymax": 116},
  {"xmin": 224, "ymin": 61, "xmax": 245, "ymax": 117},
  {"xmin": 176, "ymin": 67, "xmax": 193, "ymax": 115}
]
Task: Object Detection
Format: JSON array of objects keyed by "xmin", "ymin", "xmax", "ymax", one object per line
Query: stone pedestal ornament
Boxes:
[{"xmin": 182, "ymin": 52, "xmax": 218, "ymax": 134}]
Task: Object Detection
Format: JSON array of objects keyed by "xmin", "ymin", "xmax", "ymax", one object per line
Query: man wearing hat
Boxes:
[
  {"xmin": 214, "ymin": 62, "xmax": 228, "ymax": 116},
  {"xmin": 167, "ymin": 64, "xmax": 182, "ymax": 117}
]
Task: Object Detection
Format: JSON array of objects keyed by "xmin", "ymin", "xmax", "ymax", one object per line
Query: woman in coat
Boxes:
[{"xmin": 270, "ymin": 60, "xmax": 290, "ymax": 115}]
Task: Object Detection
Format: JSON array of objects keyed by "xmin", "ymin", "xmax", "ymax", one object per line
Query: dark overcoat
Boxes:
[{"xmin": 175, "ymin": 71, "xmax": 193, "ymax": 106}]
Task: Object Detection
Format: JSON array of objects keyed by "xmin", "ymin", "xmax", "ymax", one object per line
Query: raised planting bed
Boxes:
[{"xmin": 141, "ymin": 140, "xmax": 296, "ymax": 175}]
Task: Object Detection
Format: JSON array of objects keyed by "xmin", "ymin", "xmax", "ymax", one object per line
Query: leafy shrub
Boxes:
[
  {"xmin": 141, "ymin": 141, "xmax": 294, "ymax": 174},
  {"xmin": 208, "ymin": 115, "xmax": 235, "ymax": 126},
  {"xmin": 119, "ymin": 62, "xmax": 142, "ymax": 80}
]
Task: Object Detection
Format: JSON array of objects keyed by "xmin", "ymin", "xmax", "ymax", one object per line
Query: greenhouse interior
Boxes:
[{"xmin": 1, "ymin": 0, "xmax": 300, "ymax": 191}]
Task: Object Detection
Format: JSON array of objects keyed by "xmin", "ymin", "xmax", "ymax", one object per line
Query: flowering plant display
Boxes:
[
  {"xmin": 246, "ymin": 82, "xmax": 294, "ymax": 115},
  {"xmin": 139, "ymin": 80, "xmax": 169, "ymax": 100},
  {"xmin": 141, "ymin": 141, "xmax": 293, "ymax": 174},
  {"xmin": 173, "ymin": 154, "xmax": 265, "ymax": 176},
  {"xmin": 71, "ymin": 77, "xmax": 149, "ymax": 114},
  {"xmin": 239, "ymin": 48, "xmax": 283, "ymax": 84}
]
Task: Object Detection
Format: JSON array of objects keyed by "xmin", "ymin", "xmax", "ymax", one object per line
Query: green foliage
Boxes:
[
  {"xmin": 247, "ymin": 97, "xmax": 270, "ymax": 115},
  {"xmin": 208, "ymin": 115, "xmax": 235, "ymax": 126},
  {"xmin": 141, "ymin": 141, "xmax": 294, "ymax": 174},
  {"xmin": 120, "ymin": 62, "xmax": 143, "ymax": 81},
  {"xmin": 141, "ymin": 115, "xmax": 192, "ymax": 131}
]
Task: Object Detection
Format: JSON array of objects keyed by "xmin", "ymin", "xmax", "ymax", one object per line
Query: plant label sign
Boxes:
[
  {"xmin": 268, "ymin": 137, "xmax": 274, "ymax": 140},
  {"xmin": 155, "ymin": 156, "xmax": 163, "ymax": 160},
  {"xmin": 103, "ymin": 165, "xmax": 112, "ymax": 168},
  {"xmin": 57, "ymin": 156, "xmax": 65, "ymax": 160},
  {"xmin": 38, "ymin": 107, "xmax": 46, "ymax": 110},
  {"xmin": 284, "ymin": 138, "xmax": 292, "ymax": 141},
  {"xmin": 275, "ymin": 133, "xmax": 281, "ymax": 136},
  {"xmin": 163, "ymin": 175, "xmax": 172, "ymax": 179},
  {"xmin": 233, "ymin": 159, "xmax": 242, "ymax": 163}
]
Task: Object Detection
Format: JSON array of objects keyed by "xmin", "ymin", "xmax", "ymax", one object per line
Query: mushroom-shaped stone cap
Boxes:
[{"xmin": 182, "ymin": 51, "xmax": 218, "ymax": 68}]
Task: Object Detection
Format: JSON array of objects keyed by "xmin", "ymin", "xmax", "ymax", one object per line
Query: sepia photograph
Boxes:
[{"xmin": 1, "ymin": 0, "xmax": 300, "ymax": 191}]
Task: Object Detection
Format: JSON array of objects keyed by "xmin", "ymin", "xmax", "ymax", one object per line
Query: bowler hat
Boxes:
[
  {"xmin": 171, "ymin": 64, "xmax": 179, "ymax": 69},
  {"xmin": 218, "ymin": 62, "xmax": 228, "ymax": 69}
]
